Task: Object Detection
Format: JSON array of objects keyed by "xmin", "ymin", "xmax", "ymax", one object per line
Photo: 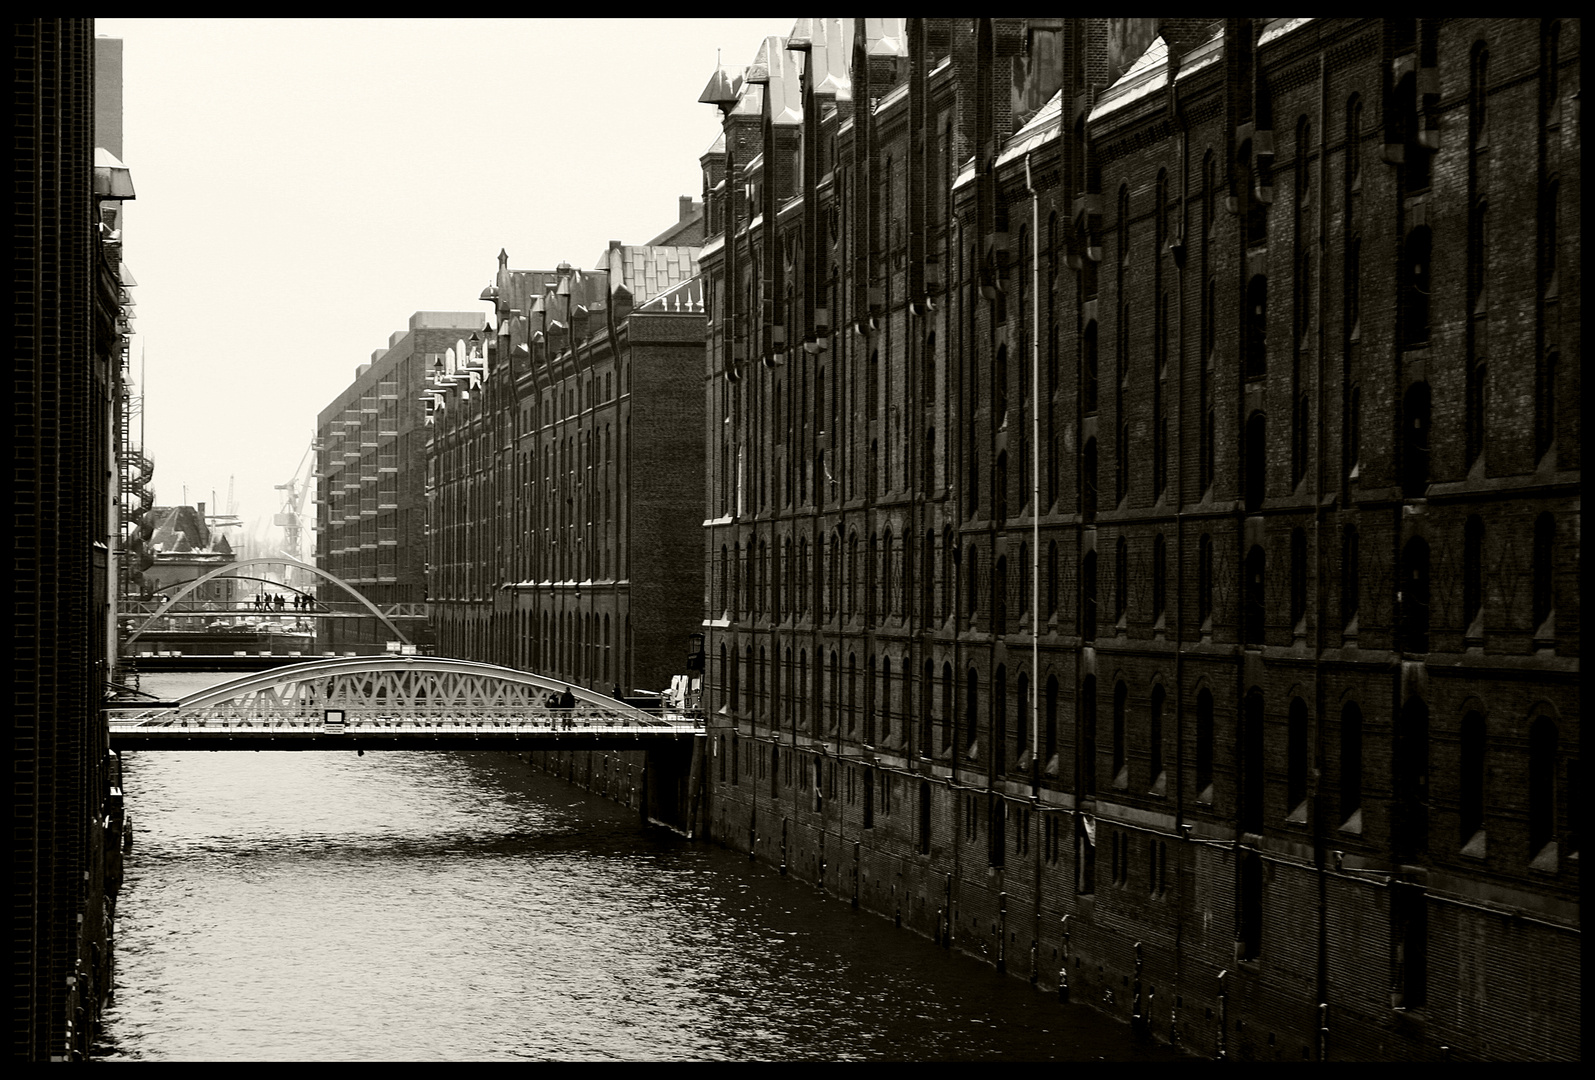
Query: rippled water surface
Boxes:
[{"xmin": 96, "ymin": 673, "xmax": 1186, "ymax": 1062}]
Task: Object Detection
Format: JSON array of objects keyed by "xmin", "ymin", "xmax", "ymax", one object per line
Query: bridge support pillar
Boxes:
[{"xmin": 642, "ymin": 738, "xmax": 702, "ymax": 836}]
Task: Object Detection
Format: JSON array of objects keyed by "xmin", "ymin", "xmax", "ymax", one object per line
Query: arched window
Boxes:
[
  {"xmin": 829, "ymin": 650, "xmax": 840, "ymax": 733},
  {"xmin": 1198, "ymin": 533, "xmax": 1214, "ymax": 629},
  {"xmin": 846, "ymin": 652, "xmax": 857, "ymax": 733},
  {"xmin": 993, "ymin": 665, "xmax": 1008, "ymax": 775},
  {"xmin": 1463, "ymin": 516, "xmax": 1485, "ymax": 632},
  {"xmin": 1460, "ymin": 710, "xmax": 1487, "ymax": 848},
  {"xmin": 798, "ymin": 537, "xmax": 809, "ymax": 616},
  {"xmin": 1195, "ymin": 687, "xmax": 1215, "ymax": 800},
  {"xmin": 1401, "ymin": 537, "xmax": 1431, "ymax": 653},
  {"xmin": 880, "ymin": 655, "xmax": 892, "ymax": 741},
  {"xmin": 1152, "ymin": 533, "xmax": 1167, "ymax": 623},
  {"xmin": 1044, "ymin": 675, "xmax": 1059, "ymax": 763},
  {"xmin": 1466, "ymin": 352, "xmax": 1487, "ymax": 469},
  {"xmin": 1404, "ymin": 227, "xmax": 1433, "ymax": 348},
  {"xmin": 1290, "ymin": 527, "xmax": 1308, "ymax": 629},
  {"xmin": 940, "ymin": 662, "xmax": 953, "ymax": 752},
  {"xmin": 1244, "ymin": 544, "xmax": 1266, "ymax": 646},
  {"xmin": 1241, "ymin": 688, "xmax": 1265, "ymax": 833},
  {"xmin": 996, "ymin": 344, "xmax": 1008, "ymax": 426},
  {"xmin": 1396, "ymin": 695, "xmax": 1430, "ymax": 857},
  {"xmin": 864, "ymin": 654, "xmax": 876, "ymax": 745},
  {"xmin": 1287, "ymin": 698, "xmax": 1309, "ymax": 813},
  {"xmin": 1340, "ymin": 701, "xmax": 1364, "ymax": 828},
  {"xmin": 1149, "ymin": 683, "xmax": 1166, "ymax": 790},
  {"xmin": 966, "ymin": 544, "xmax": 980, "ymax": 618},
  {"xmin": 994, "ymin": 555, "xmax": 1008, "ymax": 636},
  {"xmin": 1081, "ymin": 675, "xmax": 1098, "ymax": 795},
  {"xmin": 1082, "ymin": 438, "xmax": 1098, "ymax": 522},
  {"xmin": 1017, "ymin": 542, "xmax": 1029, "ymax": 617},
  {"xmin": 1016, "ymin": 672, "xmax": 1030, "ymax": 760},
  {"xmin": 1114, "ymin": 536, "xmax": 1128, "ymax": 626},
  {"xmin": 1082, "ymin": 322, "xmax": 1099, "ymax": 414},
  {"xmin": 968, "ymin": 449, "xmax": 980, "ymax": 517},
  {"xmin": 1111, "ymin": 681, "xmax": 1128, "ymax": 788},
  {"xmin": 1047, "ymin": 540, "xmax": 1059, "ymax": 619},
  {"xmin": 965, "ymin": 667, "xmax": 980, "ymax": 753},
  {"xmin": 1528, "ymin": 715, "xmax": 1558, "ymax": 861},
  {"xmin": 880, "ymin": 529, "xmax": 893, "ymax": 618},
  {"xmin": 1532, "ymin": 512, "xmax": 1555, "ymax": 633},
  {"xmin": 1081, "ymin": 550, "xmax": 1097, "ymax": 640},
  {"xmin": 1292, "ymin": 393, "xmax": 1310, "ymax": 489},
  {"xmin": 1401, "ymin": 379, "xmax": 1432, "ymax": 500},
  {"xmin": 1535, "ymin": 350, "xmax": 1558, "ymax": 464},
  {"xmin": 846, "ymin": 532, "xmax": 857, "ymax": 616},
  {"xmin": 995, "ymin": 451, "xmax": 1008, "ymax": 522},
  {"xmin": 1340, "ymin": 524, "xmax": 1359, "ymax": 631},
  {"xmin": 1244, "ymin": 410, "xmax": 1267, "ymax": 512},
  {"xmin": 1244, "ymin": 274, "xmax": 1268, "ymax": 380}
]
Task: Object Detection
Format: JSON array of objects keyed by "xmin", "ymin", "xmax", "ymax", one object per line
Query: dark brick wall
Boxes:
[
  {"xmin": 13, "ymin": 17, "xmax": 118, "ymax": 1060},
  {"xmin": 426, "ymin": 272, "xmax": 705, "ymax": 702},
  {"xmin": 695, "ymin": 18, "xmax": 1578, "ymax": 1062}
]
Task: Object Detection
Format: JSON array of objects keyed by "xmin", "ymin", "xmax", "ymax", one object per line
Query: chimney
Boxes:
[
  {"xmin": 680, "ymin": 195, "xmax": 695, "ymax": 221},
  {"xmin": 197, "ymin": 500, "xmax": 205, "ymax": 520}
]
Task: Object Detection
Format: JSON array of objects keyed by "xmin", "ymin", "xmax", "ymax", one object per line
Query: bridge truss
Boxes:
[{"xmin": 108, "ymin": 655, "xmax": 703, "ymax": 750}]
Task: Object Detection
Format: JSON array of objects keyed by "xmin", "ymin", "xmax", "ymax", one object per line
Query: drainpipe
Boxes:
[
  {"xmin": 1059, "ymin": 913, "xmax": 1071, "ymax": 1001},
  {"xmin": 1025, "ymin": 154, "xmax": 1041, "ymax": 791}
]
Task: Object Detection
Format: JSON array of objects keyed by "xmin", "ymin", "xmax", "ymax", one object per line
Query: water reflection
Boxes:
[{"xmin": 98, "ymin": 675, "xmax": 1184, "ymax": 1061}]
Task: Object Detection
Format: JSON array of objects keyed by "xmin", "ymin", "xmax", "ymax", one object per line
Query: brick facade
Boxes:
[
  {"xmin": 698, "ymin": 19, "xmax": 1578, "ymax": 1062},
  {"xmin": 316, "ymin": 311, "xmax": 483, "ymax": 652},
  {"xmin": 429, "ymin": 237, "xmax": 705, "ymax": 699},
  {"xmin": 13, "ymin": 17, "xmax": 127, "ymax": 1060}
]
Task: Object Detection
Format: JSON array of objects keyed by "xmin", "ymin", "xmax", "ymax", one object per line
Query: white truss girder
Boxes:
[{"xmin": 114, "ymin": 656, "xmax": 689, "ymax": 730}]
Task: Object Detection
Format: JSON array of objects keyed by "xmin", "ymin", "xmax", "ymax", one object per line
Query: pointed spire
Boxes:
[{"xmin": 699, "ymin": 49, "xmax": 739, "ymax": 112}]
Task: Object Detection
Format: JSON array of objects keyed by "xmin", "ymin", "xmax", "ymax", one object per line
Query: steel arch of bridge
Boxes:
[
  {"xmin": 125, "ymin": 556, "xmax": 411, "ymax": 647},
  {"xmin": 114, "ymin": 655, "xmax": 668, "ymax": 727}
]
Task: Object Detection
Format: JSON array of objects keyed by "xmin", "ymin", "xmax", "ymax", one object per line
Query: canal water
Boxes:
[{"xmin": 95, "ymin": 672, "xmax": 1187, "ymax": 1062}]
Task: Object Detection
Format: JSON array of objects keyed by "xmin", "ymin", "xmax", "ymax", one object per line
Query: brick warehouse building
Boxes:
[
  {"xmin": 315, "ymin": 311, "xmax": 484, "ymax": 653},
  {"xmin": 14, "ymin": 18, "xmax": 134, "ymax": 1059},
  {"xmin": 696, "ymin": 19, "xmax": 1578, "ymax": 1061},
  {"xmin": 427, "ymin": 221, "xmax": 705, "ymax": 698}
]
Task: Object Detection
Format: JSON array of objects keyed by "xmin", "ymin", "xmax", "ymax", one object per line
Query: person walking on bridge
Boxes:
[{"xmin": 558, "ymin": 685, "xmax": 576, "ymax": 729}]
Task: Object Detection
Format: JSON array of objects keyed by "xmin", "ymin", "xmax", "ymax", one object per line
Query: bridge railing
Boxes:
[{"xmin": 108, "ymin": 706, "xmax": 705, "ymax": 736}]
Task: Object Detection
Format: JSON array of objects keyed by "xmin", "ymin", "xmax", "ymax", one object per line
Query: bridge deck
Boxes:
[{"xmin": 108, "ymin": 712, "xmax": 704, "ymax": 751}]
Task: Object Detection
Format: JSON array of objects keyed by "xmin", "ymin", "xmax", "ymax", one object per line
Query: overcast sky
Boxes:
[{"xmin": 95, "ymin": 17, "xmax": 788, "ymax": 547}]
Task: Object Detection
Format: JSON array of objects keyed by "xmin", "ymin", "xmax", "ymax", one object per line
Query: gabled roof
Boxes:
[
  {"xmin": 1089, "ymin": 34, "xmax": 1169, "ymax": 124},
  {"xmin": 636, "ymin": 275, "xmax": 704, "ymax": 314}
]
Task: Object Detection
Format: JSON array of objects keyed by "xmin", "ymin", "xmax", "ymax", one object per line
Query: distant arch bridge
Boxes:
[
  {"xmin": 125, "ymin": 556, "xmax": 415, "ymax": 646},
  {"xmin": 107, "ymin": 655, "xmax": 703, "ymax": 752}
]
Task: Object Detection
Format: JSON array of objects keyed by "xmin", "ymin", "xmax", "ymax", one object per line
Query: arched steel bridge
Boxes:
[
  {"xmin": 107, "ymin": 655, "xmax": 703, "ymax": 751},
  {"xmin": 123, "ymin": 556, "xmax": 418, "ymax": 647}
]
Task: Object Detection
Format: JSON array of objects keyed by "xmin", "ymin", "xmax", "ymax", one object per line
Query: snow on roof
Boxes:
[
  {"xmin": 1089, "ymin": 34, "xmax": 1169, "ymax": 125},
  {"xmin": 996, "ymin": 88, "xmax": 1064, "ymax": 170}
]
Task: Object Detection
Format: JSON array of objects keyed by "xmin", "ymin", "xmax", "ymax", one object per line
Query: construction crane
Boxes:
[
  {"xmin": 206, "ymin": 475, "xmax": 242, "ymax": 529},
  {"xmin": 273, "ymin": 442, "xmax": 316, "ymax": 567}
]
